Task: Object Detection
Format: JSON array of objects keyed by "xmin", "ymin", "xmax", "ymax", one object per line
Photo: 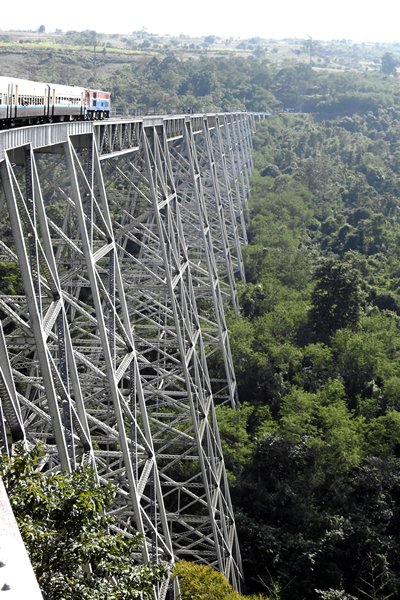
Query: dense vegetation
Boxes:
[
  {"xmin": 175, "ymin": 561, "xmax": 268, "ymax": 600},
  {"xmin": 218, "ymin": 104, "xmax": 400, "ymax": 599},
  {"xmin": 0, "ymin": 444, "xmax": 168, "ymax": 599}
]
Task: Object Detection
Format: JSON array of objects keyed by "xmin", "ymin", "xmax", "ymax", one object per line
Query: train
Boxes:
[{"xmin": 0, "ymin": 77, "xmax": 111, "ymax": 129}]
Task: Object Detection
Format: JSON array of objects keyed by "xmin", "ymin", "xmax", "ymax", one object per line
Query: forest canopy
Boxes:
[{"xmin": 221, "ymin": 102, "xmax": 400, "ymax": 599}]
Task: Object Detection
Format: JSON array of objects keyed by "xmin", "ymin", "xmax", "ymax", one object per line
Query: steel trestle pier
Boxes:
[{"xmin": 0, "ymin": 112, "xmax": 261, "ymax": 598}]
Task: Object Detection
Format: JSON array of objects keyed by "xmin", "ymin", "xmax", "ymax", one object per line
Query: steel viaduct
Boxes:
[{"xmin": 0, "ymin": 112, "xmax": 264, "ymax": 599}]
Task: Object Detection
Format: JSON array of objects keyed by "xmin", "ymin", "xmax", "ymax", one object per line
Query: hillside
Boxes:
[{"xmin": 1, "ymin": 29, "xmax": 400, "ymax": 114}]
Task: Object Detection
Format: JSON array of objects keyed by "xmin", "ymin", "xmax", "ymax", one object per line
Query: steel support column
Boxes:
[{"xmin": 0, "ymin": 111, "xmax": 263, "ymax": 597}]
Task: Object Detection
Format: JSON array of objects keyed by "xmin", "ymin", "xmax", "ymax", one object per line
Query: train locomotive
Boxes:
[{"xmin": 0, "ymin": 77, "xmax": 111, "ymax": 129}]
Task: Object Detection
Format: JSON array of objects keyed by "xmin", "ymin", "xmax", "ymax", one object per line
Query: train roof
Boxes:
[
  {"xmin": 47, "ymin": 83, "xmax": 86, "ymax": 95},
  {"xmin": 0, "ymin": 77, "xmax": 85, "ymax": 96},
  {"xmin": 0, "ymin": 76, "xmax": 47, "ymax": 94},
  {"xmin": 85, "ymin": 87, "xmax": 111, "ymax": 94}
]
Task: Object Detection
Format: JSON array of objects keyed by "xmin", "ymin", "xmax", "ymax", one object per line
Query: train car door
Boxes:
[
  {"xmin": 6, "ymin": 82, "xmax": 16, "ymax": 119},
  {"xmin": 14, "ymin": 84, "xmax": 19, "ymax": 119},
  {"xmin": 45, "ymin": 84, "xmax": 51, "ymax": 118},
  {"xmin": 49, "ymin": 86, "xmax": 56, "ymax": 118}
]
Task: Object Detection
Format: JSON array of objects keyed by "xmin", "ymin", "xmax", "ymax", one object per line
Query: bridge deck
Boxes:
[
  {"xmin": 0, "ymin": 115, "xmax": 199, "ymax": 160},
  {"xmin": 0, "ymin": 113, "xmax": 265, "ymax": 161}
]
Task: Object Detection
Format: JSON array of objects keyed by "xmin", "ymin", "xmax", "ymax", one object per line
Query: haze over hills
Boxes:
[{"xmin": 3, "ymin": 0, "xmax": 400, "ymax": 43}]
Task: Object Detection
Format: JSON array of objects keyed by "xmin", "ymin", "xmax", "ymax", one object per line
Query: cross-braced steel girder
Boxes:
[
  {"xmin": 166, "ymin": 118, "xmax": 239, "ymax": 407},
  {"xmin": 0, "ymin": 112, "xmax": 259, "ymax": 597},
  {"xmin": 100, "ymin": 123, "xmax": 243, "ymax": 587},
  {"xmin": 0, "ymin": 136, "xmax": 175, "ymax": 599}
]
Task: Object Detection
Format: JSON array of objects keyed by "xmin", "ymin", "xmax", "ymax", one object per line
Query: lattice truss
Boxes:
[{"xmin": 0, "ymin": 113, "xmax": 255, "ymax": 596}]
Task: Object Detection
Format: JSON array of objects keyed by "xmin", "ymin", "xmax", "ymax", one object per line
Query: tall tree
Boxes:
[
  {"xmin": 381, "ymin": 52, "xmax": 398, "ymax": 75},
  {"xmin": 308, "ymin": 256, "xmax": 364, "ymax": 343}
]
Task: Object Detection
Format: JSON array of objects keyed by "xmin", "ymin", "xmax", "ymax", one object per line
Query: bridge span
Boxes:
[{"xmin": 0, "ymin": 112, "xmax": 262, "ymax": 598}]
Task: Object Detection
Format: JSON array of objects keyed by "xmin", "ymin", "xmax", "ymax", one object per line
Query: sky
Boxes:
[{"xmin": 2, "ymin": 0, "xmax": 400, "ymax": 43}]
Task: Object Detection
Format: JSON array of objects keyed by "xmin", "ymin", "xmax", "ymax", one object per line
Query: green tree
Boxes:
[
  {"xmin": 0, "ymin": 444, "xmax": 168, "ymax": 600},
  {"xmin": 215, "ymin": 403, "xmax": 256, "ymax": 481},
  {"xmin": 308, "ymin": 256, "xmax": 364, "ymax": 343},
  {"xmin": 174, "ymin": 560, "xmax": 270, "ymax": 600},
  {"xmin": 381, "ymin": 52, "xmax": 398, "ymax": 75}
]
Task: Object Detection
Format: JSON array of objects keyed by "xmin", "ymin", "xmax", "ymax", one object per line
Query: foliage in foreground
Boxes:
[
  {"xmin": 175, "ymin": 560, "xmax": 272, "ymax": 600},
  {"xmin": 0, "ymin": 443, "xmax": 168, "ymax": 600}
]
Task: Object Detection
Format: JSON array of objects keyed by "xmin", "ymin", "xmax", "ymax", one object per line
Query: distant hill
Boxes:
[{"xmin": 1, "ymin": 30, "xmax": 399, "ymax": 115}]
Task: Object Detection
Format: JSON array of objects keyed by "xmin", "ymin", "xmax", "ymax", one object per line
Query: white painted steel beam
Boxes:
[{"xmin": 0, "ymin": 111, "xmax": 262, "ymax": 597}]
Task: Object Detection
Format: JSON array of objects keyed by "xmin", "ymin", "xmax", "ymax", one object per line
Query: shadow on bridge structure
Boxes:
[{"xmin": 0, "ymin": 111, "xmax": 267, "ymax": 599}]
